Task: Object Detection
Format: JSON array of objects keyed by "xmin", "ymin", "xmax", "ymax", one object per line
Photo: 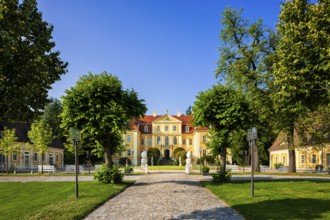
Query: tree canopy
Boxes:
[
  {"xmin": 28, "ymin": 118, "xmax": 54, "ymax": 174},
  {"xmin": 0, "ymin": 127, "xmax": 19, "ymax": 173},
  {"xmin": 193, "ymin": 84, "xmax": 251, "ymax": 172},
  {"xmin": 271, "ymin": 0, "xmax": 330, "ymax": 172},
  {"xmin": 61, "ymin": 72, "xmax": 147, "ymax": 167},
  {"xmin": 0, "ymin": 0, "xmax": 67, "ymax": 122}
]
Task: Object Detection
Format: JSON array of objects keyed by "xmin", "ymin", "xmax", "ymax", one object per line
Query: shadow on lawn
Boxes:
[{"xmin": 232, "ymin": 198, "xmax": 330, "ymax": 219}]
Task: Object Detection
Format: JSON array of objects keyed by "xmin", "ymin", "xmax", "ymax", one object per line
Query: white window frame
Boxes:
[
  {"xmin": 185, "ymin": 126, "xmax": 190, "ymax": 133},
  {"xmin": 127, "ymin": 135, "xmax": 131, "ymax": 143},
  {"xmin": 144, "ymin": 125, "xmax": 148, "ymax": 132}
]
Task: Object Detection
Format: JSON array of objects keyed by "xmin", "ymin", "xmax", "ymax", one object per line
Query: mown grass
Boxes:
[
  {"xmin": 0, "ymin": 181, "xmax": 133, "ymax": 220},
  {"xmin": 202, "ymin": 180, "xmax": 330, "ymax": 219}
]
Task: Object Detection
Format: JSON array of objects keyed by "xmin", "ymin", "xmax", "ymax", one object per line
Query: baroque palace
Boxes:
[{"xmin": 120, "ymin": 111, "xmax": 210, "ymax": 165}]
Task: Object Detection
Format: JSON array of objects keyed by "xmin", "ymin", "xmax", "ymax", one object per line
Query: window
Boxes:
[
  {"xmin": 183, "ymin": 139, "xmax": 186, "ymax": 145},
  {"xmin": 56, "ymin": 154, "xmax": 59, "ymax": 162},
  {"xmin": 301, "ymin": 154, "xmax": 305, "ymax": 163},
  {"xmin": 203, "ymin": 150, "xmax": 206, "ymax": 156},
  {"xmin": 173, "ymin": 126, "xmax": 177, "ymax": 131},
  {"xmin": 203, "ymin": 135, "xmax": 207, "ymax": 143},
  {"xmin": 144, "ymin": 125, "xmax": 148, "ymax": 132},
  {"xmin": 165, "ymin": 136, "xmax": 169, "ymax": 145},
  {"xmin": 141, "ymin": 139, "xmax": 144, "ymax": 145},
  {"xmin": 185, "ymin": 126, "xmax": 190, "ymax": 133},
  {"xmin": 157, "ymin": 136, "xmax": 161, "ymax": 145},
  {"xmin": 42, "ymin": 153, "xmax": 46, "ymax": 162},
  {"xmin": 12, "ymin": 151, "xmax": 17, "ymax": 161},
  {"xmin": 165, "ymin": 126, "xmax": 168, "ymax": 131},
  {"xmin": 173, "ymin": 136, "xmax": 177, "ymax": 145},
  {"xmin": 157, "ymin": 126, "xmax": 160, "ymax": 131},
  {"xmin": 127, "ymin": 135, "xmax": 131, "ymax": 143},
  {"xmin": 127, "ymin": 149, "xmax": 131, "ymax": 156},
  {"xmin": 282, "ymin": 156, "xmax": 286, "ymax": 165},
  {"xmin": 312, "ymin": 154, "xmax": 316, "ymax": 163},
  {"xmin": 189, "ymin": 139, "xmax": 192, "ymax": 145},
  {"xmin": 49, "ymin": 154, "xmax": 54, "ymax": 165},
  {"xmin": 34, "ymin": 153, "xmax": 38, "ymax": 162},
  {"xmin": 275, "ymin": 156, "xmax": 278, "ymax": 164},
  {"xmin": 148, "ymin": 138, "xmax": 152, "ymax": 146}
]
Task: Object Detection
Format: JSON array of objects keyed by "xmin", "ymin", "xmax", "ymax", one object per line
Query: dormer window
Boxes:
[
  {"xmin": 144, "ymin": 125, "xmax": 148, "ymax": 132},
  {"xmin": 185, "ymin": 126, "xmax": 190, "ymax": 133}
]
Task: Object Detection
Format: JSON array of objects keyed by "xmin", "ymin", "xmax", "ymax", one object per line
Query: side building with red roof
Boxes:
[{"xmin": 119, "ymin": 111, "xmax": 210, "ymax": 165}]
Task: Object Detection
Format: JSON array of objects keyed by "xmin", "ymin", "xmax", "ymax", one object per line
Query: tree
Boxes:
[
  {"xmin": 185, "ymin": 106, "xmax": 192, "ymax": 116},
  {"xmin": 193, "ymin": 84, "xmax": 251, "ymax": 173},
  {"xmin": 296, "ymin": 105, "xmax": 330, "ymax": 166},
  {"xmin": 43, "ymin": 98, "xmax": 65, "ymax": 139},
  {"xmin": 61, "ymin": 72, "xmax": 147, "ymax": 168},
  {"xmin": 271, "ymin": 0, "xmax": 330, "ymax": 172},
  {"xmin": 216, "ymin": 7, "xmax": 279, "ymax": 171},
  {"xmin": 0, "ymin": 127, "xmax": 19, "ymax": 173},
  {"xmin": 0, "ymin": 0, "xmax": 67, "ymax": 122},
  {"xmin": 28, "ymin": 118, "xmax": 54, "ymax": 174}
]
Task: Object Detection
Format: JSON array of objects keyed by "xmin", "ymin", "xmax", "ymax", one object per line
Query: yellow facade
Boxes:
[
  {"xmin": 269, "ymin": 145, "xmax": 330, "ymax": 171},
  {"xmin": 120, "ymin": 112, "xmax": 210, "ymax": 165}
]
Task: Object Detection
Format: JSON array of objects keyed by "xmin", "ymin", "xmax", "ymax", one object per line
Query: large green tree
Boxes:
[
  {"xmin": 193, "ymin": 85, "xmax": 251, "ymax": 172},
  {"xmin": 0, "ymin": 127, "xmax": 19, "ymax": 173},
  {"xmin": 28, "ymin": 118, "xmax": 54, "ymax": 174},
  {"xmin": 0, "ymin": 0, "xmax": 67, "ymax": 122},
  {"xmin": 271, "ymin": 0, "xmax": 330, "ymax": 172},
  {"xmin": 61, "ymin": 72, "xmax": 147, "ymax": 167},
  {"xmin": 216, "ymin": 7, "xmax": 279, "ymax": 171}
]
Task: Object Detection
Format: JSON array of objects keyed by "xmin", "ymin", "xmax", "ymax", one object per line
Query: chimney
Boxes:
[
  {"xmin": 153, "ymin": 111, "xmax": 157, "ymax": 117},
  {"xmin": 177, "ymin": 111, "xmax": 181, "ymax": 117}
]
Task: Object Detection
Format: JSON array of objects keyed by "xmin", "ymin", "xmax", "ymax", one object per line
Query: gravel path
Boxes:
[{"xmin": 84, "ymin": 173, "xmax": 243, "ymax": 220}]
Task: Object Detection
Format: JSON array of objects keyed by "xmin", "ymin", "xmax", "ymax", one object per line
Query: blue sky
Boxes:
[{"xmin": 38, "ymin": 0, "xmax": 283, "ymax": 115}]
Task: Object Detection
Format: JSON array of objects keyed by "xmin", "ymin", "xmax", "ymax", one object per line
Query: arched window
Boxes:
[
  {"xmin": 157, "ymin": 136, "xmax": 161, "ymax": 145},
  {"xmin": 144, "ymin": 125, "xmax": 148, "ymax": 132},
  {"xmin": 165, "ymin": 136, "xmax": 169, "ymax": 145},
  {"xmin": 173, "ymin": 136, "xmax": 177, "ymax": 145},
  {"xmin": 185, "ymin": 126, "xmax": 190, "ymax": 133}
]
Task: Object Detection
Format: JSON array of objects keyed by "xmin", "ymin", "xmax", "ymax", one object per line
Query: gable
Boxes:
[{"xmin": 152, "ymin": 114, "xmax": 182, "ymax": 123}]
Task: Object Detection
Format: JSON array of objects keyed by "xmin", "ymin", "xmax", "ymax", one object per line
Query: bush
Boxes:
[
  {"xmin": 174, "ymin": 150, "xmax": 187, "ymax": 166},
  {"xmin": 118, "ymin": 157, "xmax": 131, "ymax": 166},
  {"xmin": 94, "ymin": 164, "xmax": 123, "ymax": 184},
  {"xmin": 274, "ymin": 162, "xmax": 284, "ymax": 169},
  {"xmin": 124, "ymin": 166, "xmax": 133, "ymax": 175},
  {"xmin": 147, "ymin": 148, "xmax": 160, "ymax": 165},
  {"xmin": 212, "ymin": 170, "xmax": 231, "ymax": 184},
  {"xmin": 196, "ymin": 155, "xmax": 216, "ymax": 165},
  {"xmin": 173, "ymin": 147, "xmax": 185, "ymax": 157}
]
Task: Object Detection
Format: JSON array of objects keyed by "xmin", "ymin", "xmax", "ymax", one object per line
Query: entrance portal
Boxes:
[{"xmin": 164, "ymin": 149, "xmax": 170, "ymax": 160}]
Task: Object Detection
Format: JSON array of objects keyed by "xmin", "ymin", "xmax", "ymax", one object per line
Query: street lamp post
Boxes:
[
  {"xmin": 70, "ymin": 128, "xmax": 81, "ymax": 199},
  {"xmin": 247, "ymin": 127, "xmax": 257, "ymax": 197}
]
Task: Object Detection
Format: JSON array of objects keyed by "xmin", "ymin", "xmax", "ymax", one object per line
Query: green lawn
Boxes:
[
  {"xmin": 203, "ymin": 180, "xmax": 330, "ymax": 219},
  {"xmin": 0, "ymin": 181, "xmax": 133, "ymax": 220}
]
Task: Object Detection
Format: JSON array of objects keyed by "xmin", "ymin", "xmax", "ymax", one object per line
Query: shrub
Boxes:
[
  {"xmin": 201, "ymin": 166, "xmax": 210, "ymax": 172},
  {"xmin": 174, "ymin": 150, "xmax": 187, "ymax": 166},
  {"xmin": 94, "ymin": 164, "xmax": 123, "ymax": 184},
  {"xmin": 212, "ymin": 170, "xmax": 231, "ymax": 184},
  {"xmin": 196, "ymin": 155, "xmax": 216, "ymax": 165},
  {"xmin": 118, "ymin": 157, "xmax": 131, "ymax": 166},
  {"xmin": 173, "ymin": 147, "xmax": 185, "ymax": 157},
  {"xmin": 124, "ymin": 166, "xmax": 133, "ymax": 175},
  {"xmin": 274, "ymin": 162, "xmax": 284, "ymax": 169},
  {"xmin": 147, "ymin": 148, "xmax": 160, "ymax": 165}
]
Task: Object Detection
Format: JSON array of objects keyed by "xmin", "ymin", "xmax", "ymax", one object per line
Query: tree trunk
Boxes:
[
  {"xmin": 6, "ymin": 155, "xmax": 9, "ymax": 173},
  {"xmin": 219, "ymin": 147, "xmax": 227, "ymax": 173},
  {"xmin": 105, "ymin": 133, "xmax": 114, "ymax": 168},
  {"xmin": 253, "ymin": 142, "xmax": 260, "ymax": 172},
  {"xmin": 287, "ymin": 126, "xmax": 296, "ymax": 173}
]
